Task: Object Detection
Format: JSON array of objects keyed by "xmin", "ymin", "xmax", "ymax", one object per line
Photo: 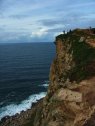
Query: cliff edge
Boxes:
[{"xmin": 1, "ymin": 28, "xmax": 95, "ymax": 126}]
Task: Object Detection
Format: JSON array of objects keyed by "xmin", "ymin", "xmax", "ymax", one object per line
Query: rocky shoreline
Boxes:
[{"xmin": 0, "ymin": 98, "xmax": 43, "ymax": 126}]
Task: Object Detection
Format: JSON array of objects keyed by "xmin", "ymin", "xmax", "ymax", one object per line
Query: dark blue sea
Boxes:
[{"xmin": 0, "ymin": 42, "xmax": 55, "ymax": 120}]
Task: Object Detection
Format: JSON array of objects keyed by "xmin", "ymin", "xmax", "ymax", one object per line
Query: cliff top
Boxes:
[
  {"xmin": 56, "ymin": 28, "xmax": 95, "ymax": 42},
  {"xmin": 55, "ymin": 28, "xmax": 95, "ymax": 82}
]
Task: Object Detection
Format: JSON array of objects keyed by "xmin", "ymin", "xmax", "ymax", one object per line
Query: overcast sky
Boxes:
[{"xmin": 0, "ymin": 0, "xmax": 95, "ymax": 43}]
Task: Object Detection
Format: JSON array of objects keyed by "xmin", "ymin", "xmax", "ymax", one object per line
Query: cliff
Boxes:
[
  {"xmin": 1, "ymin": 28, "xmax": 95, "ymax": 126},
  {"xmin": 33, "ymin": 28, "xmax": 95, "ymax": 126}
]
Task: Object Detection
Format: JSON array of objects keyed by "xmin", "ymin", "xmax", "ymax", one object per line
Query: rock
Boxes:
[
  {"xmin": 79, "ymin": 37, "xmax": 85, "ymax": 42},
  {"xmin": 1, "ymin": 116, "xmax": 10, "ymax": 123},
  {"xmin": 53, "ymin": 88, "xmax": 82, "ymax": 103},
  {"xmin": 48, "ymin": 121, "xmax": 64, "ymax": 126}
]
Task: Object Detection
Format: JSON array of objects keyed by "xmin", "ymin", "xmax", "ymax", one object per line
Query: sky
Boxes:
[{"xmin": 0, "ymin": 0, "xmax": 95, "ymax": 43}]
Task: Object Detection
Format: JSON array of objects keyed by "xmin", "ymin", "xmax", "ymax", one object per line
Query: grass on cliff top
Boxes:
[
  {"xmin": 56, "ymin": 29, "xmax": 95, "ymax": 82},
  {"xmin": 56, "ymin": 28, "xmax": 95, "ymax": 40},
  {"xmin": 71, "ymin": 39, "xmax": 95, "ymax": 82}
]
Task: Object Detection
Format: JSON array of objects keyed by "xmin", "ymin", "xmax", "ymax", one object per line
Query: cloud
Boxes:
[
  {"xmin": 40, "ymin": 19, "xmax": 64, "ymax": 27},
  {"xmin": 31, "ymin": 28, "xmax": 48, "ymax": 37},
  {"xmin": 0, "ymin": 0, "xmax": 95, "ymax": 43}
]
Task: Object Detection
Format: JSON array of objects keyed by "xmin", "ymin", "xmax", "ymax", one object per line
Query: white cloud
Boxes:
[{"xmin": 31, "ymin": 28, "xmax": 48, "ymax": 37}]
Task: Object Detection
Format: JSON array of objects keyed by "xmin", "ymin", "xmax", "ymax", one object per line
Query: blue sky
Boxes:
[{"xmin": 0, "ymin": 0, "xmax": 95, "ymax": 43}]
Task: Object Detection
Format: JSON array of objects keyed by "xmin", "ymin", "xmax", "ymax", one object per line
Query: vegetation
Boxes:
[
  {"xmin": 71, "ymin": 39, "xmax": 95, "ymax": 82},
  {"xmin": 56, "ymin": 28, "xmax": 95, "ymax": 82}
]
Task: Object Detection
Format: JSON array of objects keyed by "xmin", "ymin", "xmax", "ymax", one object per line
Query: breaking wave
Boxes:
[{"xmin": 0, "ymin": 92, "xmax": 46, "ymax": 120}]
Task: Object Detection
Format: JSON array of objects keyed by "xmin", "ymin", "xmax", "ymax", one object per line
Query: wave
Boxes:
[
  {"xmin": 42, "ymin": 83, "xmax": 49, "ymax": 87},
  {"xmin": 39, "ymin": 80, "xmax": 49, "ymax": 88},
  {"xmin": 0, "ymin": 92, "xmax": 46, "ymax": 121}
]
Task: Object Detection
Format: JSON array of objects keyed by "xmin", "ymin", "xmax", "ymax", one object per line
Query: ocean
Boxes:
[{"xmin": 0, "ymin": 42, "xmax": 55, "ymax": 120}]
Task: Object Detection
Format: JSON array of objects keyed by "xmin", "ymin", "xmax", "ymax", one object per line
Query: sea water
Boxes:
[{"xmin": 0, "ymin": 42, "xmax": 55, "ymax": 120}]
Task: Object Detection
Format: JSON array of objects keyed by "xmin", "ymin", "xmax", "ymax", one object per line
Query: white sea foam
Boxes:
[
  {"xmin": 39, "ymin": 80, "xmax": 49, "ymax": 88},
  {"xmin": 0, "ymin": 92, "xmax": 46, "ymax": 120},
  {"xmin": 42, "ymin": 83, "xmax": 49, "ymax": 87}
]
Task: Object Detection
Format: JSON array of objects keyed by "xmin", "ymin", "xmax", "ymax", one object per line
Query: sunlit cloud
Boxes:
[{"xmin": 31, "ymin": 28, "xmax": 48, "ymax": 38}]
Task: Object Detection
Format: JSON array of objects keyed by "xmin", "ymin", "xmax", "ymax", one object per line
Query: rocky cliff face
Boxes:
[
  {"xmin": 33, "ymin": 28, "xmax": 95, "ymax": 126},
  {"xmin": 1, "ymin": 28, "xmax": 95, "ymax": 126}
]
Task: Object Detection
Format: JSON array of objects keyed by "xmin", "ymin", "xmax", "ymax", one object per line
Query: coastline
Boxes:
[{"xmin": 0, "ymin": 98, "xmax": 44, "ymax": 126}]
